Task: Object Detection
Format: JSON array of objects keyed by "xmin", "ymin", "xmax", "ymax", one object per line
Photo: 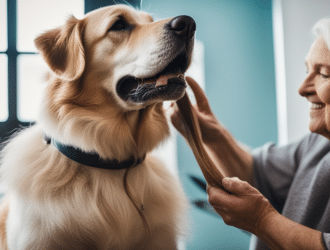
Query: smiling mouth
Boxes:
[
  {"xmin": 310, "ymin": 102, "xmax": 325, "ymax": 110},
  {"xmin": 116, "ymin": 52, "xmax": 190, "ymax": 103}
]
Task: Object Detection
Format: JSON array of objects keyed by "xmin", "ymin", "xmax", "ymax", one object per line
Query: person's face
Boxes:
[{"xmin": 299, "ymin": 37, "xmax": 330, "ymax": 139}]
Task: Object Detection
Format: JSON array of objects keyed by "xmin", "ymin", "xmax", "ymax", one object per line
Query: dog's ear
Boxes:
[{"xmin": 34, "ymin": 16, "xmax": 85, "ymax": 82}]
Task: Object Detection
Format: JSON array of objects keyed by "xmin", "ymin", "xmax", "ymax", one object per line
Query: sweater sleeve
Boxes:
[
  {"xmin": 252, "ymin": 134, "xmax": 315, "ymax": 212},
  {"xmin": 323, "ymin": 233, "xmax": 330, "ymax": 250}
]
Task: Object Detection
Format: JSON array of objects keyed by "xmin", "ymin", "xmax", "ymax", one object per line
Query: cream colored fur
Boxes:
[{"xmin": 0, "ymin": 5, "xmax": 190, "ymax": 250}]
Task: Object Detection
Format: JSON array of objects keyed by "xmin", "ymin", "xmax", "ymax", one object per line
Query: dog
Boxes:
[{"xmin": 0, "ymin": 4, "xmax": 196, "ymax": 250}]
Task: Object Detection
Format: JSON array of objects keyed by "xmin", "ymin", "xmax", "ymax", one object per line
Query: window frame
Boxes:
[
  {"xmin": 0, "ymin": 0, "xmax": 139, "ymax": 144},
  {"xmin": 0, "ymin": 0, "xmax": 32, "ymax": 144}
]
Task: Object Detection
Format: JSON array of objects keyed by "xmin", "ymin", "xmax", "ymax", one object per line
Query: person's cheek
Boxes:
[
  {"xmin": 317, "ymin": 80, "xmax": 330, "ymax": 103},
  {"xmin": 316, "ymin": 80, "xmax": 330, "ymax": 131},
  {"xmin": 325, "ymin": 106, "xmax": 330, "ymax": 130}
]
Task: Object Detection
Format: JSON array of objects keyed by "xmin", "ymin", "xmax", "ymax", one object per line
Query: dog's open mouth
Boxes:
[{"xmin": 116, "ymin": 53, "xmax": 189, "ymax": 104}]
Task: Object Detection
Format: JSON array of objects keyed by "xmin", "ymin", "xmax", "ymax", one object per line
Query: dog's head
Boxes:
[{"xmin": 35, "ymin": 4, "xmax": 196, "ymax": 111}]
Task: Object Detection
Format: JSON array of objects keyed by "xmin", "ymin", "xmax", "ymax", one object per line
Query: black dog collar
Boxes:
[{"xmin": 44, "ymin": 136, "xmax": 145, "ymax": 170}]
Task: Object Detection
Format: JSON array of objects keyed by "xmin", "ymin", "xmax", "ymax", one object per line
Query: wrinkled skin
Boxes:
[{"xmin": 207, "ymin": 177, "xmax": 277, "ymax": 235}]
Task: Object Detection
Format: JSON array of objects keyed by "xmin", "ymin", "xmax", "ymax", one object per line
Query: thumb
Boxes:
[{"xmin": 222, "ymin": 177, "xmax": 253, "ymax": 195}]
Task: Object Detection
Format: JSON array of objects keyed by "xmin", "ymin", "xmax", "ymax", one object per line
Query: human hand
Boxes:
[
  {"xmin": 169, "ymin": 76, "xmax": 223, "ymax": 145},
  {"xmin": 207, "ymin": 177, "xmax": 278, "ymax": 235}
]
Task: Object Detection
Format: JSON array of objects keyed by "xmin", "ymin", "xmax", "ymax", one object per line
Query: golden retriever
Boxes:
[{"xmin": 0, "ymin": 4, "xmax": 196, "ymax": 249}]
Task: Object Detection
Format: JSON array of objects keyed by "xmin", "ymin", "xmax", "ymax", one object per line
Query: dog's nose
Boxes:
[{"xmin": 169, "ymin": 15, "xmax": 196, "ymax": 40}]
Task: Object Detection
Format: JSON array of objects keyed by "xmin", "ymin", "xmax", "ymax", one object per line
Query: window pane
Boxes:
[
  {"xmin": 17, "ymin": 55, "xmax": 48, "ymax": 122},
  {"xmin": 0, "ymin": 0, "xmax": 7, "ymax": 51},
  {"xmin": 17, "ymin": 0, "xmax": 84, "ymax": 52},
  {"xmin": 0, "ymin": 55, "xmax": 8, "ymax": 122}
]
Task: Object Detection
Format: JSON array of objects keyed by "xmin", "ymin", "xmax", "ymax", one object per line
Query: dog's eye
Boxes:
[{"xmin": 108, "ymin": 19, "xmax": 130, "ymax": 32}]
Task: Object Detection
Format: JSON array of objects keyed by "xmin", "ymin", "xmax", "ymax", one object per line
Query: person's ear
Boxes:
[{"xmin": 34, "ymin": 16, "xmax": 85, "ymax": 82}]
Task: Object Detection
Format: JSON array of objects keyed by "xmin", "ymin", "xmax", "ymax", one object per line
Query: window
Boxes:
[
  {"xmin": 1, "ymin": 1, "xmax": 145, "ymax": 131},
  {"xmin": 0, "ymin": 0, "xmax": 7, "ymax": 51},
  {"xmin": 17, "ymin": 54, "xmax": 48, "ymax": 122},
  {"xmin": 0, "ymin": 0, "xmax": 86, "ymax": 141},
  {"xmin": 17, "ymin": 0, "xmax": 84, "ymax": 121},
  {"xmin": 0, "ymin": 55, "xmax": 8, "ymax": 122},
  {"xmin": 0, "ymin": 0, "xmax": 7, "ymax": 122},
  {"xmin": 17, "ymin": 0, "xmax": 84, "ymax": 52}
]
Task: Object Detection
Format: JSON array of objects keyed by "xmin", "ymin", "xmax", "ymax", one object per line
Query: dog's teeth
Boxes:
[{"xmin": 157, "ymin": 85, "xmax": 167, "ymax": 91}]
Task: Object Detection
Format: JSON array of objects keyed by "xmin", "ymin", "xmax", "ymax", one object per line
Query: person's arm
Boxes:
[
  {"xmin": 207, "ymin": 177, "xmax": 326, "ymax": 250},
  {"xmin": 169, "ymin": 76, "xmax": 254, "ymax": 184},
  {"xmin": 259, "ymin": 210, "xmax": 325, "ymax": 250}
]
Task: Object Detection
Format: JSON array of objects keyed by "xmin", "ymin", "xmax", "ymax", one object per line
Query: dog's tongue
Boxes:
[{"xmin": 155, "ymin": 73, "xmax": 180, "ymax": 87}]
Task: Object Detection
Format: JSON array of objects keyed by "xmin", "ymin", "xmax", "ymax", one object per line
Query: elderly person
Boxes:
[{"xmin": 170, "ymin": 18, "xmax": 330, "ymax": 250}]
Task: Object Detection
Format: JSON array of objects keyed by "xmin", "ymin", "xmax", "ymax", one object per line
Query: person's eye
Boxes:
[
  {"xmin": 321, "ymin": 73, "xmax": 330, "ymax": 79},
  {"xmin": 108, "ymin": 19, "xmax": 131, "ymax": 32}
]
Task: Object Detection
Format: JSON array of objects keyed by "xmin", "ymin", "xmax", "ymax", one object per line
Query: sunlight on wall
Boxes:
[
  {"xmin": 273, "ymin": 0, "xmax": 288, "ymax": 146},
  {"xmin": 186, "ymin": 40, "xmax": 205, "ymax": 103}
]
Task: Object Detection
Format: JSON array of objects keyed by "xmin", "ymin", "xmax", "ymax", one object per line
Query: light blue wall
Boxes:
[{"xmin": 143, "ymin": 0, "xmax": 277, "ymax": 249}]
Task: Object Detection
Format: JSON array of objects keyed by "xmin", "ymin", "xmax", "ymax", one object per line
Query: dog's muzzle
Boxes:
[{"xmin": 116, "ymin": 15, "xmax": 196, "ymax": 104}]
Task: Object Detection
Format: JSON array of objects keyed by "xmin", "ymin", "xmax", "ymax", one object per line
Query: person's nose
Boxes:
[{"xmin": 298, "ymin": 73, "xmax": 315, "ymax": 97}]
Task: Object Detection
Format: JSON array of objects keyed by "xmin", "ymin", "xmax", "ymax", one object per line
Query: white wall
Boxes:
[{"xmin": 274, "ymin": 0, "xmax": 330, "ymax": 145}]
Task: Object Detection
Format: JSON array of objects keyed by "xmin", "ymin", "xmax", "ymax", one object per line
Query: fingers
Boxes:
[
  {"xmin": 185, "ymin": 76, "xmax": 212, "ymax": 114},
  {"xmin": 207, "ymin": 185, "xmax": 236, "ymax": 210},
  {"xmin": 207, "ymin": 186, "xmax": 240, "ymax": 223},
  {"xmin": 222, "ymin": 177, "xmax": 257, "ymax": 196},
  {"xmin": 207, "ymin": 178, "xmax": 274, "ymax": 233}
]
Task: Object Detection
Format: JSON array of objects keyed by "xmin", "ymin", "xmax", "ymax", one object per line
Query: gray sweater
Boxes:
[{"xmin": 250, "ymin": 133, "xmax": 330, "ymax": 250}]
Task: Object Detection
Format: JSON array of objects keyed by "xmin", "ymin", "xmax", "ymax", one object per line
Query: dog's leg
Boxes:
[{"xmin": 0, "ymin": 198, "xmax": 9, "ymax": 250}]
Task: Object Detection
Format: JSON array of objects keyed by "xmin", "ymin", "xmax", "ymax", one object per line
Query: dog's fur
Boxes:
[{"xmin": 0, "ymin": 5, "xmax": 195, "ymax": 249}]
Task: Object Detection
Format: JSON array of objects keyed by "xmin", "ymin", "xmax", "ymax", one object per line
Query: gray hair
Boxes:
[{"xmin": 313, "ymin": 18, "xmax": 330, "ymax": 50}]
